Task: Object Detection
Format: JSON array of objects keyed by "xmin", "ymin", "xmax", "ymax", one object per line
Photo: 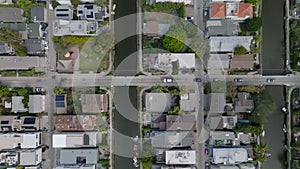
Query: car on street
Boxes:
[
  {"xmin": 266, "ymin": 78, "xmax": 275, "ymax": 83},
  {"xmin": 194, "ymin": 78, "xmax": 201, "ymax": 82},
  {"xmin": 234, "ymin": 78, "xmax": 243, "ymax": 82},
  {"xmin": 44, "ymin": 44, "xmax": 49, "ymax": 50},
  {"xmin": 205, "ymin": 148, "xmax": 209, "ymax": 155},
  {"xmin": 163, "ymin": 77, "xmax": 173, "ymax": 83},
  {"xmin": 282, "ymin": 107, "xmax": 287, "ymax": 113},
  {"xmin": 34, "ymin": 87, "xmax": 45, "ymax": 92}
]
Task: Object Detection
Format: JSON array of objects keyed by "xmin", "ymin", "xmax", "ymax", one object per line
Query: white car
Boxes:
[
  {"xmin": 163, "ymin": 78, "xmax": 173, "ymax": 83},
  {"xmin": 44, "ymin": 44, "xmax": 49, "ymax": 50},
  {"xmin": 282, "ymin": 107, "xmax": 287, "ymax": 113}
]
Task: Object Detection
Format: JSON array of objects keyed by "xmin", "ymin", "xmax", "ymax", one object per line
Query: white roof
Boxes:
[
  {"xmin": 155, "ymin": 0, "xmax": 193, "ymax": 5},
  {"xmin": 29, "ymin": 95, "xmax": 45, "ymax": 113},
  {"xmin": 212, "ymin": 148, "xmax": 249, "ymax": 164},
  {"xmin": 165, "ymin": 150, "xmax": 196, "ymax": 165},
  {"xmin": 12, "ymin": 96, "xmax": 27, "ymax": 113},
  {"xmin": 19, "ymin": 148, "xmax": 42, "ymax": 165},
  {"xmin": 53, "ymin": 132, "xmax": 97, "ymax": 148},
  {"xmin": 209, "ymin": 36, "xmax": 253, "ymax": 52},
  {"xmin": 157, "ymin": 53, "xmax": 195, "ymax": 69},
  {"xmin": 0, "ymin": 132, "xmax": 41, "ymax": 149},
  {"xmin": 53, "ymin": 134, "xmax": 67, "ymax": 148}
]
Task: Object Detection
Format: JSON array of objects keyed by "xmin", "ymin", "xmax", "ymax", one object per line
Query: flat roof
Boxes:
[
  {"xmin": 53, "ymin": 132, "xmax": 97, "ymax": 148},
  {"xmin": 29, "ymin": 95, "xmax": 45, "ymax": 113},
  {"xmin": 145, "ymin": 92, "xmax": 172, "ymax": 113},
  {"xmin": 212, "ymin": 148, "xmax": 249, "ymax": 164},
  {"xmin": 209, "ymin": 36, "xmax": 253, "ymax": 52},
  {"xmin": 0, "ymin": 56, "xmax": 40, "ymax": 70},
  {"xmin": 165, "ymin": 150, "xmax": 196, "ymax": 165},
  {"xmin": 59, "ymin": 148, "xmax": 98, "ymax": 164}
]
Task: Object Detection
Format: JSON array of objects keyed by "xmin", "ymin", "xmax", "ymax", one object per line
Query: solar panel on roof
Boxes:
[
  {"xmin": 56, "ymin": 95, "xmax": 65, "ymax": 101},
  {"xmin": 1, "ymin": 121, "xmax": 9, "ymax": 124},
  {"xmin": 24, "ymin": 118, "xmax": 35, "ymax": 124},
  {"xmin": 56, "ymin": 102, "xmax": 65, "ymax": 108},
  {"xmin": 56, "ymin": 14, "xmax": 69, "ymax": 17}
]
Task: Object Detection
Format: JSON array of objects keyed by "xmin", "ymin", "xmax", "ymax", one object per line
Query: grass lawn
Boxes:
[
  {"xmin": 79, "ymin": 54, "xmax": 109, "ymax": 72},
  {"xmin": 142, "ymin": 161, "xmax": 152, "ymax": 169}
]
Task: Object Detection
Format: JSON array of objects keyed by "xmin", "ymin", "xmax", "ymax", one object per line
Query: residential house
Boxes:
[
  {"xmin": 0, "ymin": 132, "xmax": 41, "ymax": 149},
  {"xmin": 0, "ymin": 116, "xmax": 40, "ymax": 132},
  {"xmin": 55, "ymin": 115, "xmax": 98, "ymax": 131},
  {"xmin": 19, "ymin": 148, "xmax": 42, "ymax": 166},
  {"xmin": 204, "ymin": 93, "xmax": 226, "ymax": 113},
  {"xmin": 143, "ymin": 21, "xmax": 170, "ymax": 38},
  {"xmin": 206, "ymin": 19, "xmax": 239, "ymax": 37},
  {"xmin": 57, "ymin": 48, "xmax": 79, "ymax": 73},
  {"xmin": 151, "ymin": 131, "xmax": 193, "ymax": 148},
  {"xmin": 0, "ymin": 42, "xmax": 15, "ymax": 55},
  {"xmin": 58, "ymin": 148, "xmax": 98, "ymax": 165},
  {"xmin": 28, "ymin": 23, "xmax": 42, "ymax": 39},
  {"xmin": 144, "ymin": 92, "xmax": 172, "ymax": 113},
  {"xmin": 209, "ymin": 115, "xmax": 237, "ymax": 130},
  {"xmin": 12, "ymin": 96, "xmax": 27, "ymax": 113},
  {"xmin": 80, "ymin": 94, "xmax": 108, "ymax": 113},
  {"xmin": 144, "ymin": 53, "xmax": 196, "ymax": 74},
  {"xmin": 209, "ymin": 131, "xmax": 235, "ymax": 146},
  {"xmin": 0, "ymin": 7, "xmax": 25, "ymax": 22},
  {"xmin": 155, "ymin": 0, "xmax": 193, "ymax": 5},
  {"xmin": 0, "ymin": 151, "xmax": 19, "ymax": 167},
  {"xmin": 55, "ymin": 5, "xmax": 73, "ymax": 20},
  {"xmin": 56, "ymin": 94, "xmax": 67, "ymax": 114},
  {"xmin": 211, "ymin": 166, "xmax": 239, "ymax": 169},
  {"xmin": 232, "ymin": 92, "xmax": 254, "ymax": 113},
  {"xmin": 29, "ymin": 95, "xmax": 46, "ymax": 114},
  {"xmin": 209, "ymin": 36, "xmax": 253, "ymax": 53},
  {"xmin": 52, "ymin": 132, "xmax": 98, "ymax": 148},
  {"xmin": 0, "ymin": 56, "xmax": 40, "ymax": 71},
  {"xmin": 166, "ymin": 114, "xmax": 196, "ymax": 131},
  {"xmin": 151, "ymin": 114, "xmax": 166, "ymax": 130},
  {"xmin": 56, "ymin": 0, "xmax": 72, "ymax": 5},
  {"xmin": 77, "ymin": 4, "xmax": 108, "ymax": 21},
  {"xmin": 24, "ymin": 39, "xmax": 45, "ymax": 56},
  {"xmin": 180, "ymin": 93, "xmax": 196, "ymax": 112},
  {"xmin": 0, "ymin": 0, "xmax": 13, "ymax": 4},
  {"xmin": 165, "ymin": 150, "xmax": 196, "ymax": 165},
  {"xmin": 212, "ymin": 147, "xmax": 251, "ymax": 164},
  {"xmin": 230, "ymin": 54, "xmax": 254, "ymax": 70},
  {"xmin": 54, "ymin": 164, "xmax": 96, "ymax": 169},
  {"xmin": 210, "ymin": 2, "xmax": 253, "ymax": 20},
  {"xmin": 53, "ymin": 20, "xmax": 98, "ymax": 36},
  {"xmin": 207, "ymin": 53, "xmax": 232, "ymax": 75},
  {"xmin": 0, "ymin": 23, "xmax": 28, "ymax": 39},
  {"xmin": 31, "ymin": 6, "xmax": 46, "ymax": 22}
]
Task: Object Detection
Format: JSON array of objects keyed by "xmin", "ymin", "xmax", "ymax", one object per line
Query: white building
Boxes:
[
  {"xmin": 209, "ymin": 36, "xmax": 253, "ymax": 53},
  {"xmin": 29, "ymin": 95, "xmax": 45, "ymax": 113},
  {"xmin": 165, "ymin": 150, "xmax": 196, "ymax": 165},
  {"xmin": 0, "ymin": 132, "xmax": 41, "ymax": 149},
  {"xmin": 52, "ymin": 132, "xmax": 97, "ymax": 148},
  {"xmin": 212, "ymin": 148, "xmax": 251, "ymax": 164}
]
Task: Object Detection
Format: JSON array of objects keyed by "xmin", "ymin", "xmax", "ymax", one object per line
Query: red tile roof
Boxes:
[
  {"xmin": 211, "ymin": 3, "xmax": 226, "ymax": 18},
  {"xmin": 237, "ymin": 3, "xmax": 253, "ymax": 19}
]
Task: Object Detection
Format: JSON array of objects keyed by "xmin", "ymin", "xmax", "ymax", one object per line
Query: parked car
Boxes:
[
  {"xmin": 282, "ymin": 107, "xmax": 287, "ymax": 113},
  {"xmin": 34, "ymin": 87, "xmax": 45, "ymax": 92},
  {"xmin": 205, "ymin": 148, "xmax": 209, "ymax": 155},
  {"xmin": 266, "ymin": 78, "xmax": 275, "ymax": 83},
  {"xmin": 163, "ymin": 77, "xmax": 173, "ymax": 83},
  {"xmin": 194, "ymin": 78, "xmax": 202, "ymax": 82},
  {"xmin": 234, "ymin": 78, "xmax": 243, "ymax": 82},
  {"xmin": 44, "ymin": 44, "xmax": 49, "ymax": 50}
]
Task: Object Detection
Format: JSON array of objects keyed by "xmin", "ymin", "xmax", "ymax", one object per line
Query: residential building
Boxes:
[
  {"xmin": 24, "ymin": 39, "xmax": 45, "ymax": 56},
  {"xmin": 210, "ymin": 2, "xmax": 253, "ymax": 20},
  {"xmin": 212, "ymin": 147, "xmax": 251, "ymax": 164},
  {"xmin": 144, "ymin": 53, "xmax": 196, "ymax": 74},
  {"xmin": 0, "ymin": 151, "xmax": 18, "ymax": 167},
  {"xmin": 52, "ymin": 132, "xmax": 97, "ymax": 148},
  {"xmin": 55, "ymin": 115, "xmax": 98, "ymax": 131},
  {"xmin": 58, "ymin": 148, "xmax": 98, "ymax": 165},
  {"xmin": 54, "ymin": 164, "xmax": 96, "ymax": 169},
  {"xmin": 230, "ymin": 54, "xmax": 254, "ymax": 70},
  {"xmin": 77, "ymin": 4, "xmax": 108, "ymax": 21},
  {"xmin": 211, "ymin": 166, "xmax": 239, "ymax": 169},
  {"xmin": 28, "ymin": 23, "xmax": 42, "ymax": 39},
  {"xmin": 166, "ymin": 114, "xmax": 196, "ymax": 131},
  {"xmin": 0, "ymin": 42, "xmax": 14, "ymax": 55},
  {"xmin": 29, "ymin": 95, "xmax": 46, "ymax": 114},
  {"xmin": 0, "ymin": 116, "xmax": 40, "ymax": 132},
  {"xmin": 0, "ymin": 0, "xmax": 13, "ymax": 4},
  {"xmin": 210, "ymin": 131, "xmax": 235, "ymax": 146},
  {"xmin": 0, "ymin": 7, "xmax": 25, "ymax": 22},
  {"xmin": 180, "ymin": 93, "xmax": 196, "ymax": 112},
  {"xmin": 165, "ymin": 150, "xmax": 196, "ymax": 165},
  {"xmin": 80, "ymin": 94, "xmax": 108, "ymax": 113},
  {"xmin": 56, "ymin": 0, "xmax": 72, "ymax": 5},
  {"xmin": 155, "ymin": 0, "xmax": 193, "ymax": 5},
  {"xmin": 207, "ymin": 53, "xmax": 231, "ymax": 75},
  {"xmin": 206, "ymin": 19, "xmax": 239, "ymax": 37},
  {"xmin": 12, "ymin": 96, "xmax": 27, "ymax": 113},
  {"xmin": 232, "ymin": 92, "xmax": 254, "ymax": 113},
  {"xmin": 151, "ymin": 114, "xmax": 166, "ymax": 130},
  {"xmin": 151, "ymin": 131, "xmax": 193, "ymax": 148},
  {"xmin": 0, "ymin": 132, "xmax": 41, "ymax": 149},
  {"xmin": 53, "ymin": 20, "xmax": 98, "ymax": 36},
  {"xmin": 0, "ymin": 23, "xmax": 27, "ymax": 39},
  {"xmin": 55, "ymin": 5, "xmax": 73, "ymax": 20},
  {"xmin": 56, "ymin": 94, "xmax": 67, "ymax": 114},
  {"xmin": 144, "ymin": 92, "xmax": 172, "ymax": 113},
  {"xmin": 238, "ymin": 163, "xmax": 255, "ymax": 169},
  {"xmin": 19, "ymin": 148, "xmax": 42, "ymax": 166},
  {"xmin": 31, "ymin": 6, "xmax": 46, "ymax": 22},
  {"xmin": 143, "ymin": 21, "xmax": 170, "ymax": 38},
  {"xmin": 204, "ymin": 93, "xmax": 226, "ymax": 113},
  {"xmin": 0, "ymin": 56, "xmax": 40, "ymax": 71},
  {"xmin": 209, "ymin": 115, "xmax": 237, "ymax": 130},
  {"xmin": 209, "ymin": 36, "xmax": 253, "ymax": 53}
]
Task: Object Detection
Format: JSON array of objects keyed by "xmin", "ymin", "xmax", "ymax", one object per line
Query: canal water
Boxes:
[
  {"xmin": 113, "ymin": 0, "xmax": 139, "ymax": 169},
  {"xmin": 261, "ymin": 0, "xmax": 286, "ymax": 168}
]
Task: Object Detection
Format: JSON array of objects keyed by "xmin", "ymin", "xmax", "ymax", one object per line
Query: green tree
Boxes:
[
  {"xmin": 245, "ymin": 0, "xmax": 258, "ymax": 4},
  {"xmin": 254, "ymin": 144, "xmax": 268, "ymax": 163},
  {"xmin": 185, "ymin": 22, "xmax": 198, "ymax": 38},
  {"xmin": 244, "ymin": 17, "xmax": 263, "ymax": 32},
  {"xmin": 188, "ymin": 37, "xmax": 206, "ymax": 57},
  {"xmin": 168, "ymin": 106, "xmax": 184, "ymax": 115},
  {"xmin": 233, "ymin": 123, "xmax": 263, "ymax": 135},
  {"xmin": 162, "ymin": 25, "xmax": 187, "ymax": 52},
  {"xmin": 234, "ymin": 46, "xmax": 248, "ymax": 55},
  {"xmin": 16, "ymin": 88, "xmax": 28, "ymax": 96},
  {"xmin": 0, "ymin": 84, "xmax": 9, "ymax": 98},
  {"xmin": 54, "ymin": 87, "xmax": 67, "ymax": 94}
]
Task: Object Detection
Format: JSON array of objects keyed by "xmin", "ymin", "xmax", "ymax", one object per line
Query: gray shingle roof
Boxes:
[{"xmin": 0, "ymin": 7, "xmax": 25, "ymax": 22}]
